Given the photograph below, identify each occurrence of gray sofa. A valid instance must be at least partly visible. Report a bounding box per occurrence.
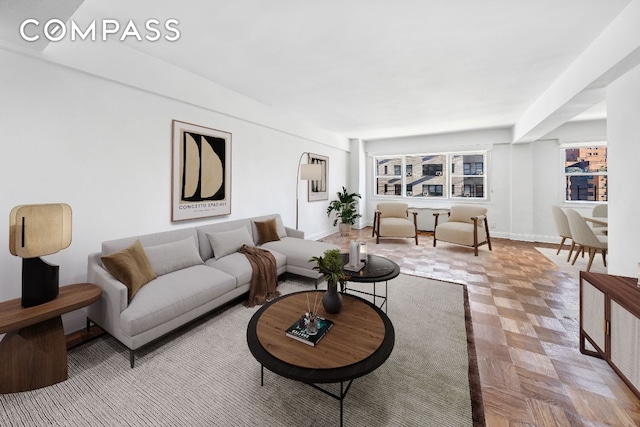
[87,213,338,367]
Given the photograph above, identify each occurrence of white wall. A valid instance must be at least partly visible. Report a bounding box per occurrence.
[359,122,608,243]
[509,143,535,241]
[348,138,367,229]
[607,63,640,276]
[0,45,348,332]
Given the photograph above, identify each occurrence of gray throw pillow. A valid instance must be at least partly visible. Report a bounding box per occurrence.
[207,227,255,260]
[144,236,204,276]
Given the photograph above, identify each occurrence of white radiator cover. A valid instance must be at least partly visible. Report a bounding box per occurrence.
[411,208,450,232]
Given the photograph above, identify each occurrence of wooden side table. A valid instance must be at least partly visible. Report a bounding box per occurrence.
[0,283,101,393]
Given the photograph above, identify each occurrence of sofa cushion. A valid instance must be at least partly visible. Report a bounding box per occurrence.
[143,236,203,276]
[195,219,253,261]
[207,227,255,260]
[448,205,487,224]
[254,218,281,245]
[261,237,338,272]
[379,217,416,238]
[101,240,157,302]
[378,202,409,219]
[436,222,487,246]
[120,265,236,337]
[102,228,199,260]
[205,249,286,287]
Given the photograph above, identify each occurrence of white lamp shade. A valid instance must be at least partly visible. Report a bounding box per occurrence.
[300,163,322,180]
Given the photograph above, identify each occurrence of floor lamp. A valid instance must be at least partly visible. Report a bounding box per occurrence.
[296,152,322,230]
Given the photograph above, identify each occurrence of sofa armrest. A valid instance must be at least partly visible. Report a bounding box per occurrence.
[87,252,129,334]
[285,226,304,239]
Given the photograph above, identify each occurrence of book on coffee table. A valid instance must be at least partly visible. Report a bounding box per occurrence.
[285,317,334,347]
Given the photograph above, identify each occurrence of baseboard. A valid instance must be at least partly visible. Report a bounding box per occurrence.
[508,233,560,244]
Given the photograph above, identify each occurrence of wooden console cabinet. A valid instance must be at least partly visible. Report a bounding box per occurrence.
[580,271,640,398]
[0,283,101,393]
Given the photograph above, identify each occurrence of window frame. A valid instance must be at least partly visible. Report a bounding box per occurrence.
[373,150,488,201]
[561,142,608,204]
[374,156,403,197]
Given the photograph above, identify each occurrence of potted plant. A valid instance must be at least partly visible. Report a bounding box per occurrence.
[309,249,349,313]
[326,186,362,236]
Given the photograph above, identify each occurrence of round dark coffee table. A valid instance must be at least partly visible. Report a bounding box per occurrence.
[341,253,400,312]
[246,290,395,426]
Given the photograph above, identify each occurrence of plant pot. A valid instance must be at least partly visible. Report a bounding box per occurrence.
[322,283,343,314]
[338,223,351,237]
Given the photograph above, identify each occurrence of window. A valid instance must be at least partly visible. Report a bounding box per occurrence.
[411,154,446,198]
[451,153,486,199]
[424,185,443,197]
[374,151,487,199]
[375,157,402,196]
[423,163,443,176]
[563,145,607,202]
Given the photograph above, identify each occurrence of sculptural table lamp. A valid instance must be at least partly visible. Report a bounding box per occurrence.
[9,203,72,307]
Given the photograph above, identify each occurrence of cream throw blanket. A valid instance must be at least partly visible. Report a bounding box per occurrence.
[239,245,279,307]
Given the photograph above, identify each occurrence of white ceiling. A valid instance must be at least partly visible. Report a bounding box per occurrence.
[1,0,632,140]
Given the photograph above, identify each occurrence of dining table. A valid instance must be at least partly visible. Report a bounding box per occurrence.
[583,216,608,226]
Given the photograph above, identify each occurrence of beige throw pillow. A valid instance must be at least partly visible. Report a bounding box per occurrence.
[101,240,157,302]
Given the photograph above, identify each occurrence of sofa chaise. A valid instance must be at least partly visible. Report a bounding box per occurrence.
[87,213,338,367]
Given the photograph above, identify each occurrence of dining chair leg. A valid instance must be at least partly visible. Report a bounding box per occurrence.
[571,246,582,265]
[556,237,567,255]
[586,247,596,272]
[566,241,575,262]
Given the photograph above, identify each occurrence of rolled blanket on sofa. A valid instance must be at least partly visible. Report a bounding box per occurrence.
[240,245,280,307]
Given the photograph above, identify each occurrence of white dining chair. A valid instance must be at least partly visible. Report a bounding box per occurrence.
[551,206,575,261]
[565,208,607,272]
[592,204,608,235]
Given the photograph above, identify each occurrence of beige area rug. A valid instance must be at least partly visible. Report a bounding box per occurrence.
[0,275,483,427]
[535,245,607,279]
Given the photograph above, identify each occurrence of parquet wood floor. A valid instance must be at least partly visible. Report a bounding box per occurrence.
[320,228,640,426]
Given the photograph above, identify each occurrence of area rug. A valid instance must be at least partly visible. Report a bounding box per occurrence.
[535,246,607,278]
[0,274,484,427]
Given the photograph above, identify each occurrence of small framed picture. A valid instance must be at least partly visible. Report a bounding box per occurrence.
[308,153,328,202]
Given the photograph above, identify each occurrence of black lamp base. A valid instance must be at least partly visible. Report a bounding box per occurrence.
[22,257,59,308]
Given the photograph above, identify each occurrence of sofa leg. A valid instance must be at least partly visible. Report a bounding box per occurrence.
[130,350,135,368]
[86,317,91,333]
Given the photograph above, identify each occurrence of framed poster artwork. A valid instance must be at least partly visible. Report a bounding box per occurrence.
[171,120,231,221]
[308,153,328,202]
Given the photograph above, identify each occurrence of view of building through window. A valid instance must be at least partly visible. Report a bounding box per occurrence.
[564,145,607,202]
[374,152,487,199]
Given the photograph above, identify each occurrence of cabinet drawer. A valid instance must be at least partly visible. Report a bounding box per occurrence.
[611,301,640,392]
[581,279,606,352]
